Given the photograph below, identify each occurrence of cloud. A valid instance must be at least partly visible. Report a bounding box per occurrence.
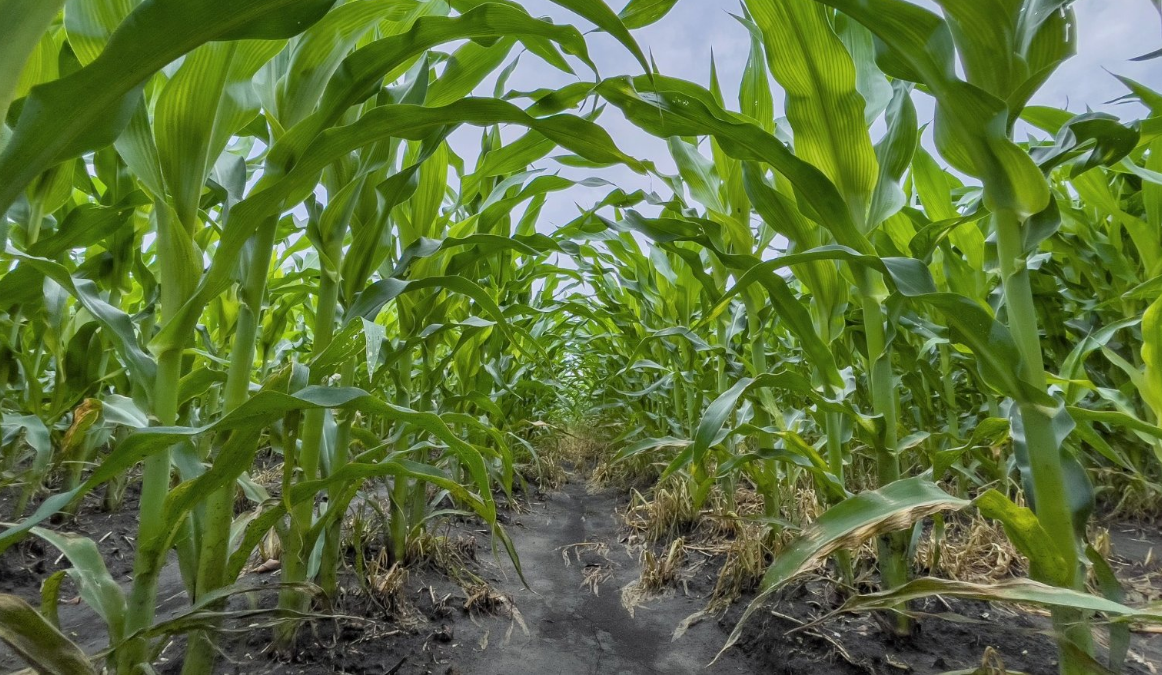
[1035,0,1162,111]
[453,1,1162,234]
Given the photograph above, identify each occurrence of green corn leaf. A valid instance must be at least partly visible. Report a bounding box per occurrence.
[745,0,879,219]
[0,0,338,216]
[39,571,66,630]
[275,0,410,127]
[810,0,1050,218]
[724,477,970,655]
[29,528,128,644]
[973,489,1069,586]
[668,137,726,214]
[5,252,157,390]
[25,191,147,258]
[426,39,515,107]
[63,0,138,67]
[153,39,284,227]
[1067,407,1162,444]
[547,0,649,72]
[0,0,65,125]
[618,0,679,29]
[836,577,1162,623]
[1029,112,1140,177]
[0,594,96,675]
[868,81,918,228]
[597,75,874,254]
[1142,296,1162,421]
[1085,545,1130,673]
[0,387,497,550]
[309,4,596,137]
[662,371,816,480]
[734,14,774,133]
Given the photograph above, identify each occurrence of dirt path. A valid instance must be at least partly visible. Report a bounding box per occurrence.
[454,477,753,675]
[3,473,757,675]
[0,510,195,674]
[14,470,1160,674]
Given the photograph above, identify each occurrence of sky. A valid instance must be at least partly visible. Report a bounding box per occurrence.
[442,0,1162,237]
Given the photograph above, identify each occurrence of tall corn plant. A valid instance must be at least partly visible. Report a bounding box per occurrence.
[592,66,923,627]
[2,2,342,670]
[3,2,1161,674]
[589,1,1151,671]
[0,0,650,672]
[739,1,915,620]
[805,0,1094,665]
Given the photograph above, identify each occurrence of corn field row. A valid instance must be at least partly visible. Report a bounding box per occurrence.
[0,1,1160,673]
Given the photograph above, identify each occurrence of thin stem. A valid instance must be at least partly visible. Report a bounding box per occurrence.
[182,217,278,675]
[118,348,180,673]
[390,346,414,564]
[278,244,341,645]
[856,268,909,635]
[939,344,959,440]
[119,201,190,673]
[994,209,1092,666]
[25,199,44,247]
[319,358,355,597]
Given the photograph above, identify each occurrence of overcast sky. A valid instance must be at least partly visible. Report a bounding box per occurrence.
[443,0,1162,237]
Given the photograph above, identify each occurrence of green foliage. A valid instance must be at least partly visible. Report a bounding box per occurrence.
[1,2,1160,674]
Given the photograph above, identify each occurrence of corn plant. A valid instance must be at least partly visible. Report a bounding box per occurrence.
[2,1,1161,675]
[0,0,645,672]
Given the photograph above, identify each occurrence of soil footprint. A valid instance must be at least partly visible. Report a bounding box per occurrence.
[458,475,752,675]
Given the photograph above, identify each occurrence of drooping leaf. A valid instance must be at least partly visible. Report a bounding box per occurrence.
[724,477,969,654]
[618,0,679,29]
[0,0,338,215]
[0,594,96,675]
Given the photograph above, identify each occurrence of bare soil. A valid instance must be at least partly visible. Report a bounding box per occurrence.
[0,480,141,605]
[2,471,1161,674]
